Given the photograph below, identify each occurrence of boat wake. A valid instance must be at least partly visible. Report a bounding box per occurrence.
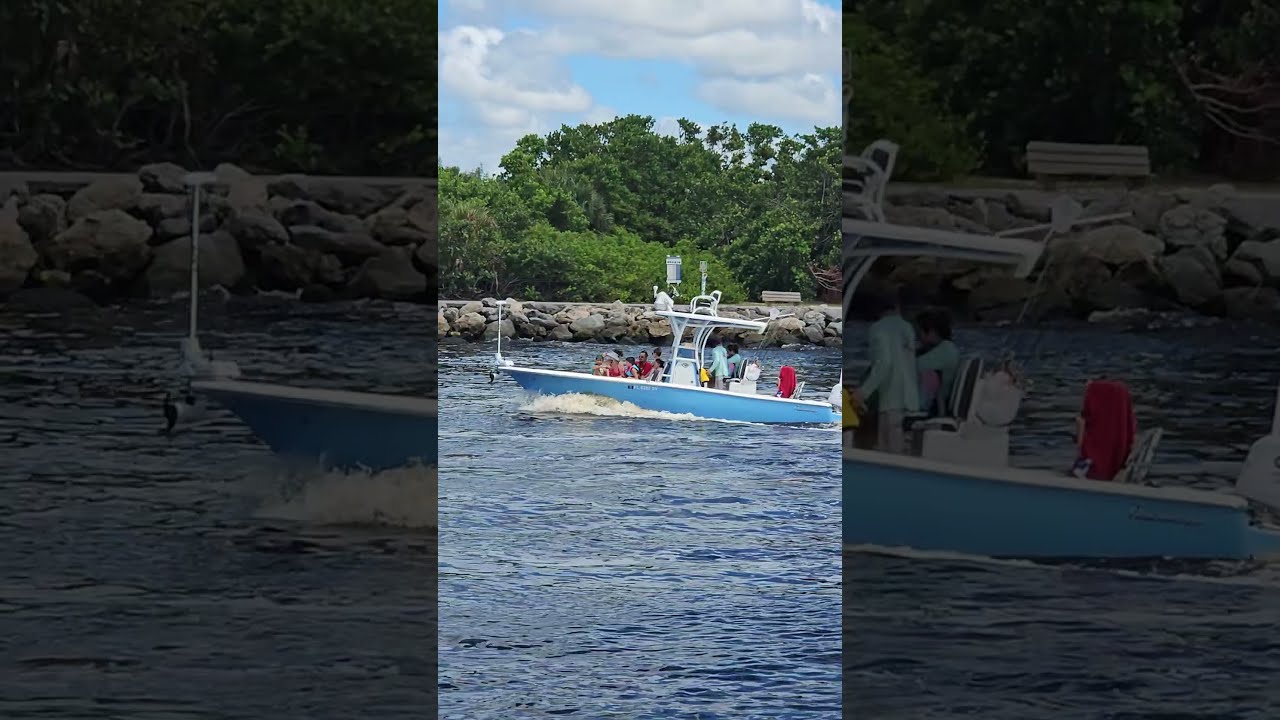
[249,463,438,530]
[519,392,752,424]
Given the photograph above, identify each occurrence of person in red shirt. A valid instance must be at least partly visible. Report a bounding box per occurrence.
[605,353,625,377]
[636,350,653,379]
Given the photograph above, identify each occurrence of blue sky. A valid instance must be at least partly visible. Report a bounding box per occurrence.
[439,0,842,174]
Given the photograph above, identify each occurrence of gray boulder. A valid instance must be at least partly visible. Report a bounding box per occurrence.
[44,209,153,283]
[17,193,67,244]
[0,197,37,295]
[146,230,246,297]
[348,247,428,300]
[67,176,143,221]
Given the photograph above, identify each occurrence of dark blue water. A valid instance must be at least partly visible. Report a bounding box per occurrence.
[845,320,1280,718]
[0,297,436,719]
[438,339,842,718]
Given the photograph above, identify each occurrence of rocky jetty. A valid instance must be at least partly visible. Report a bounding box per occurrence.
[0,165,436,307]
[868,184,1280,321]
[438,298,842,347]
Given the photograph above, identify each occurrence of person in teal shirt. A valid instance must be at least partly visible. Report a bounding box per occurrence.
[915,309,961,416]
[705,336,731,389]
[853,292,918,453]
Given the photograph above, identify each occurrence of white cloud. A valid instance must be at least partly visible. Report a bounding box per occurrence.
[518,0,835,37]
[583,105,619,124]
[439,26,593,123]
[438,0,841,172]
[698,73,838,124]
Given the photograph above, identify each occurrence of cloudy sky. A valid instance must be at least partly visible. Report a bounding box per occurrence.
[438,0,842,174]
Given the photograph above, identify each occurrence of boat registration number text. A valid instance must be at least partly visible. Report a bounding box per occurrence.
[1128,505,1203,528]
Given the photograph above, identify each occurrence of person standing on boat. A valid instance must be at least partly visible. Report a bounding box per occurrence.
[915,309,960,416]
[705,336,731,389]
[852,291,919,453]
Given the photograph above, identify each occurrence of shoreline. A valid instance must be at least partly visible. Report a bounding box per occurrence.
[439,298,842,347]
[866,183,1280,323]
[0,165,436,309]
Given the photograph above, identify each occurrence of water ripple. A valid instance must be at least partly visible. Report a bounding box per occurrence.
[0,299,436,720]
[845,322,1280,718]
[439,340,841,718]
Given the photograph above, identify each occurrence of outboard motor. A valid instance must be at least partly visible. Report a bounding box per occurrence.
[1237,435,1280,511]
[162,389,207,434]
[1237,387,1280,511]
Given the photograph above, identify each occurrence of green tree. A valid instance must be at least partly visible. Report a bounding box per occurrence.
[441,115,840,302]
[0,0,436,173]
[845,0,1280,179]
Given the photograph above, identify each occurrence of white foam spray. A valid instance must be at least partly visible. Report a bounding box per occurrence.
[251,463,437,529]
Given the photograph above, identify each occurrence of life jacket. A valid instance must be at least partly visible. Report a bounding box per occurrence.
[843,386,860,429]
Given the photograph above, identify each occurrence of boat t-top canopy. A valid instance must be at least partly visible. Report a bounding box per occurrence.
[842,139,1133,318]
[844,217,1046,298]
[654,309,768,333]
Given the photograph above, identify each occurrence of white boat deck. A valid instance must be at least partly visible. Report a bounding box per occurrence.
[192,380,438,417]
[845,448,1248,510]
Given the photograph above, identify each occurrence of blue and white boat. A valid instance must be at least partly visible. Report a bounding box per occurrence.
[495,289,841,425]
[842,140,1280,560]
[166,172,437,474]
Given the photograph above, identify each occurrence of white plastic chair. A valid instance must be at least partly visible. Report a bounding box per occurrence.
[688,290,722,316]
[1116,427,1164,485]
[844,139,899,222]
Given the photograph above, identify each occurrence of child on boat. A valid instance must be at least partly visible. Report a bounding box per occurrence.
[623,357,641,378]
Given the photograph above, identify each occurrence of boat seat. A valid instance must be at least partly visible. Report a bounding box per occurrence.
[793,381,805,398]
[1115,427,1164,485]
[727,378,758,395]
[670,359,699,387]
[912,355,984,433]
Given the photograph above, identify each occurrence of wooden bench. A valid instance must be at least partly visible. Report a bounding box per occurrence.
[1025,141,1151,188]
[761,291,802,304]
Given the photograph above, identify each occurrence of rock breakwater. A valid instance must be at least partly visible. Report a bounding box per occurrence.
[0,166,436,307]
[869,184,1280,322]
[438,299,842,347]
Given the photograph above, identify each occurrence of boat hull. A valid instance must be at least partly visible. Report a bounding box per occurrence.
[503,367,838,424]
[843,450,1280,560]
[193,380,437,473]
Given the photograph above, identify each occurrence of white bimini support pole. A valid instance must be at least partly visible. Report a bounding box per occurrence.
[493,299,512,369]
[176,171,240,381]
[1272,382,1280,437]
[188,180,202,340]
